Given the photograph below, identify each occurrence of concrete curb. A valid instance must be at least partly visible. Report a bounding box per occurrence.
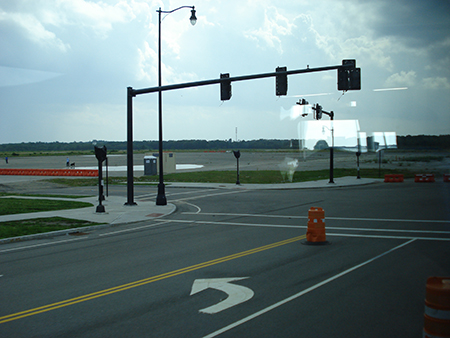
[166,177,383,190]
[0,177,381,244]
[0,198,177,244]
[0,223,118,244]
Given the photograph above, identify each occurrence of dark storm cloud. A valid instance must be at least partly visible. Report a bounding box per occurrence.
[368,0,450,48]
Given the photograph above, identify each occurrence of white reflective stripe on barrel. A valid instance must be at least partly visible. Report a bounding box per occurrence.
[425,305,450,320]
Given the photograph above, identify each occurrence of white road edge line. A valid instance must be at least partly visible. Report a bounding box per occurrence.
[99,221,171,237]
[0,237,87,253]
[326,233,450,241]
[179,201,202,214]
[203,238,417,338]
[168,219,450,235]
[135,189,207,200]
[166,219,302,229]
[172,190,249,202]
[182,212,450,224]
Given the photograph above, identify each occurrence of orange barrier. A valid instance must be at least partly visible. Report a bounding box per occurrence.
[0,168,98,177]
[415,174,435,183]
[444,174,450,183]
[384,174,404,183]
[424,277,450,338]
[305,207,328,244]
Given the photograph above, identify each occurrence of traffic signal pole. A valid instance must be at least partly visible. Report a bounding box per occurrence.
[125,61,359,205]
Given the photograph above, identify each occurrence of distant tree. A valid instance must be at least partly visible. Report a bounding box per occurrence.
[314,140,329,150]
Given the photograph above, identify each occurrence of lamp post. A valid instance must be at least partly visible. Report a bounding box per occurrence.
[328,111,335,184]
[156,6,197,206]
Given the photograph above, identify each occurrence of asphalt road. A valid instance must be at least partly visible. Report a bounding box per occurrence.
[1,180,449,337]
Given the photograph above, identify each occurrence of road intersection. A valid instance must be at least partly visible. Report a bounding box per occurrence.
[0,177,449,336]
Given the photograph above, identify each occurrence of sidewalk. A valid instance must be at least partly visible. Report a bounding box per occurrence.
[0,195,176,244]
[0,177,382,243]
[166,176,382,190]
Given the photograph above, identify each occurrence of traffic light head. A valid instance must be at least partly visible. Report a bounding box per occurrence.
[349,68,361,90]
[94,145,107,162]
[220,73,232,101]
[275,66,288,96]
[338,68,349,91]
[338,60,361,91]
[315,104,322,120]
[296,98,308,105]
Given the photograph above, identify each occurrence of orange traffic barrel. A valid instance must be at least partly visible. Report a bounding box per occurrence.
[424,277,450,338]
[304,207,329,245]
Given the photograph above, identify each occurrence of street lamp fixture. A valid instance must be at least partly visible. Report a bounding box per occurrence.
[190,8,197,25]
[156,5,197,206]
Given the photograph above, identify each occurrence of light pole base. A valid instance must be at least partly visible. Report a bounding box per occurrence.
[156,183,167,205]
[96,204,105,213]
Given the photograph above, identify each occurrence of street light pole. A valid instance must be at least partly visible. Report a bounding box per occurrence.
[329,111,335,184]
[156,6,196,206]
[156,8,166,206]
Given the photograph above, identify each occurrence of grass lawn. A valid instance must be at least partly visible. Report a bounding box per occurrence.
[0,198,101,239]
[0,193,90,198]
[0,197,93,216]
[0,217,104,239]
[48,168,414,186]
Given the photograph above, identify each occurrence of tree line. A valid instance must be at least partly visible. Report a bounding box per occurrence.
[0,135,448,153]
[0,139,299,153]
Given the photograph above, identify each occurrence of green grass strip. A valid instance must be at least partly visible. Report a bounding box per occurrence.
[0,217,103,239]
[49,168,415,187]
[0,198,92,216]
[0,193,90,198]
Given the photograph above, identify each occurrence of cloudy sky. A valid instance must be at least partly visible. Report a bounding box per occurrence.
[1,0,449,144]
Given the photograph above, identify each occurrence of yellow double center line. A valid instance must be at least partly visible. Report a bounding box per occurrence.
[0,234,306,324]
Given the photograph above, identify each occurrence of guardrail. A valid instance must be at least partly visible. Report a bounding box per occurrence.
[0,169,98,177]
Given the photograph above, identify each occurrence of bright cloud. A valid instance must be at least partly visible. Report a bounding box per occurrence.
[0,10,69,51]
[244,6,296,54]
[385,71,417,88]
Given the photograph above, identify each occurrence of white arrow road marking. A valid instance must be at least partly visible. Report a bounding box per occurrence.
[190,277,254,314]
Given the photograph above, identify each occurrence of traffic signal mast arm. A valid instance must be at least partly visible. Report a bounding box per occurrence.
[312,104,334,120]
[130,61,357,97]
[322,110,334,119]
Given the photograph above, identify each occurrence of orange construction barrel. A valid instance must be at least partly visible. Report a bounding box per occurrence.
[304,207,329,245]
[424,277,450,338]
